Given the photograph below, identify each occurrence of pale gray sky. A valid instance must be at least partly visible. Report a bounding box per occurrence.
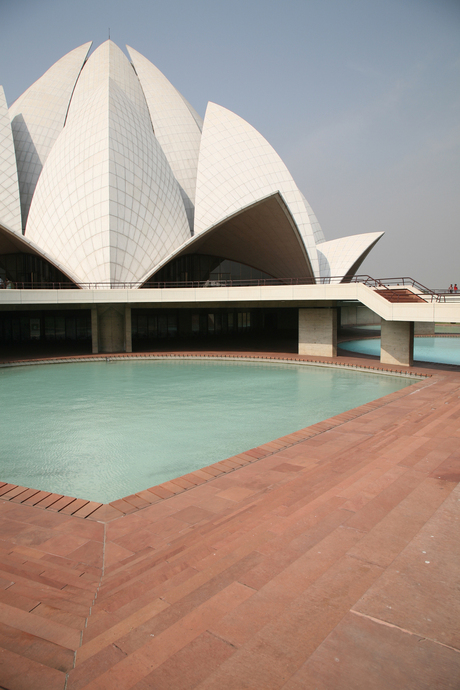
[1,0,459,287]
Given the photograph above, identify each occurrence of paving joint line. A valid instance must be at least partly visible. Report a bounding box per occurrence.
[351,610,460,654]
[206,629,239,649]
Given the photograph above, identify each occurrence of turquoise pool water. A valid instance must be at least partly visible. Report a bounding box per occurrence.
[0,360,415,503]
[340,337,460,365]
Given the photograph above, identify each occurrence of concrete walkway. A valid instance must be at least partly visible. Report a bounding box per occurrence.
[0,352,459,689]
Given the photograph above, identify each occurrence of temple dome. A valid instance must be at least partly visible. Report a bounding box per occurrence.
[0,41,383,286]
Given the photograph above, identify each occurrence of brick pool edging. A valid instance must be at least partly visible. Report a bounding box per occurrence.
[0,352,432,523]
[0,351,428,377]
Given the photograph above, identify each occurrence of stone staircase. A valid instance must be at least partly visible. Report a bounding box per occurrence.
[0,502,102,688]
[374,288,426,303]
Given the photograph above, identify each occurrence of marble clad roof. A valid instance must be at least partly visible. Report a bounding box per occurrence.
[0,41,383,285]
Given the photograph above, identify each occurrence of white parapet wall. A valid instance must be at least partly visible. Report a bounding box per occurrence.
[299,308,337,357]
[1,284,460,325]
[381,320,414,367]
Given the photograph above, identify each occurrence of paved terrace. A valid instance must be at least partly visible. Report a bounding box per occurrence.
[0,351,459,689]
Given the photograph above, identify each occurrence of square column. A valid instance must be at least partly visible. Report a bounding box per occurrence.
[381,320,414,366]
[90,305,132,353]
[415,321,435,335]
[299,308,337,357]
[94,305,126,353]
[125,305,132,353]
[91,307,98,354]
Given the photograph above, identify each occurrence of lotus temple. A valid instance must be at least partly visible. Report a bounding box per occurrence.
[1,41,460,690]
[1,39,458,365]
[3,38,452,366]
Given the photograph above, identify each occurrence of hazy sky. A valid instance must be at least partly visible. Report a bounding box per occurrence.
[1,0,459,287]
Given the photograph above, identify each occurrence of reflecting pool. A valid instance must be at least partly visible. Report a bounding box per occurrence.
[340,337,460,366]
[0,360,415,503]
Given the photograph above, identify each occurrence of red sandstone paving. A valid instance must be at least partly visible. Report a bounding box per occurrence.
[67,645,127,690]
[21,491,53,507]
[353,483,460,648]
[282,612,460,690]
[129,630,236,690]
[72,502,103,519]
[0,646,66,690]
[0,352,459,689]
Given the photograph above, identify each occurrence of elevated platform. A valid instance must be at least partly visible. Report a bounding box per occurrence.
[1,281,459,366]
[1,282,460,322]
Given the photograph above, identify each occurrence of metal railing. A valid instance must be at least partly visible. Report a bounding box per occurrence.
[0,281,79,290]
[1,276,323,290]
[0,275,458,302]
[357,277,460,303]
[0,274,413,290]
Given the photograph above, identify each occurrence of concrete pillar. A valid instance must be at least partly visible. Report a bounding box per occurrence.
[381,320,414,366]
[125,305,132,353]
[299,308,337,357]
[97,305,125,353]
[414,321,435,335]
[91,307,98,354]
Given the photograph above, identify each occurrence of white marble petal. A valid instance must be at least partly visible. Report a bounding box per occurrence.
[26,74,190,284]
[66,41,147,123]
[127,46,202,231]
[0,86,21,233]
[2,39,385,289]
[194,102,319,276]
[317,232,384,282]
[178,93,204,131]
[301,192,325,245]
[8,42,92,229]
